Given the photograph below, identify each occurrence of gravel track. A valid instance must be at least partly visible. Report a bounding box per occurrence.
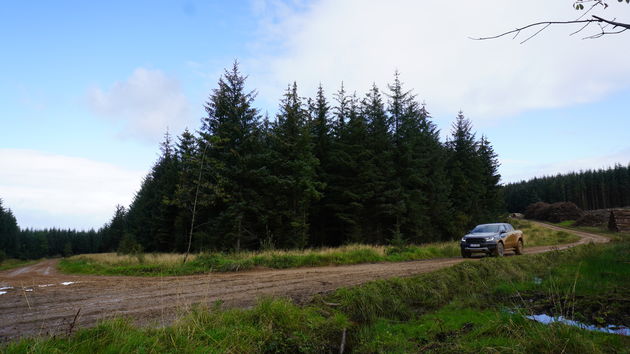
[0,222,609,340]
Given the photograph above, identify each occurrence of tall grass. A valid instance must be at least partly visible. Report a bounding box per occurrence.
[59,243,461,276]
[59,220,580,276]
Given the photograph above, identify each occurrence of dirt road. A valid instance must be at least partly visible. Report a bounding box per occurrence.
[0,222,608,340]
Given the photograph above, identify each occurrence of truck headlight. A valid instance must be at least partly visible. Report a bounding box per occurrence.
[461,237,466,242]
[484,236,494,241]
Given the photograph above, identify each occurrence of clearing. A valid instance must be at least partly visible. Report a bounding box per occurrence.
[0,221,607,340]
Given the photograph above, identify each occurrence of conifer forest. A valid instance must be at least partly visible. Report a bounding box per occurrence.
[503,164,630,213]
[2,62,507,256]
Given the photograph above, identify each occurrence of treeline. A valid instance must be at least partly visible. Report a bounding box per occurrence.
[99,63,502,253]
[503,164,630,212]
[0,199,101,260]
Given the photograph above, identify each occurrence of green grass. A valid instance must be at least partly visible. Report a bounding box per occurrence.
[0,258,38,271]
[556,220,576,227]
[509,218,581,246]
[336,241,629,353]
[6,299,349,353]
[59,220,580,276]
[552,221,630,242]
[352,304,627,353]
[10,240,629,353]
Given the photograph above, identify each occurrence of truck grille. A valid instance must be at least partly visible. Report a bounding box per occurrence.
[465,238,485,244]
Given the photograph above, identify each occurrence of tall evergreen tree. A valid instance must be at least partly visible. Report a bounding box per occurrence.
[477,135,503,221]
[0,199,20,258]
[171,128,199,252]
[363,84,397,243]
[198,61,267,251]
[126,131,180,252]
[328,92,372,244]
[101,204,127,252]
[446,111,484,234]
[269,82,322,248]
[308,84,333,245]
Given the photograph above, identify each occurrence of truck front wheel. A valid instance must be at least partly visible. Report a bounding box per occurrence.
[493,242,504,257]
[515,239,524,255]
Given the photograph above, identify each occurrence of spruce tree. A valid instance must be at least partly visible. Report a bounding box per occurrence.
[477,135,502,221]
[328,91,372,244]
[446,111,484,234]
[269,82,322,248]
[0,199,20,258]
[308,84,333,245]
[101,205,127,251]
[171,128,198,252]
[126,131,180,252]
[198,61,266,251]
[363,84,397,243]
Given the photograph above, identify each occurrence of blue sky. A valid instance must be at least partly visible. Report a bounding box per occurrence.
[1,0,629,229]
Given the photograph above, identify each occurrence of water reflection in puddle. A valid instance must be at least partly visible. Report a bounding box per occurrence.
[527,314,629,336]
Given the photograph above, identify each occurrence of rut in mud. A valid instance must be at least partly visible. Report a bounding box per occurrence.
[0,222,608,341]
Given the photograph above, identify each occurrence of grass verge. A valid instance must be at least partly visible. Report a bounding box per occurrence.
[0,259,39,272]
[59,242,460,276]
[59,220,579,276]
[510,218,581,246]
[552,220,630,242]
[8,238,629,352]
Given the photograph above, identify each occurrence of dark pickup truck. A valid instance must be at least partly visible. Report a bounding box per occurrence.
[460,223,524,258]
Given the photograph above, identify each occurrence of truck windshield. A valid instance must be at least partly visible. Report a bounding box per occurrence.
[471,225,500,233]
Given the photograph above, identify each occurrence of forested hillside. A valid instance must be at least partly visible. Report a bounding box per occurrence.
[503,164,630,212]
[98,63,502,253]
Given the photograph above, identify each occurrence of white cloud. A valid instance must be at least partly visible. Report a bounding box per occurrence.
[501,148,630,184]
[247,0,630,119]
[87,68,193,143]
[0,149,145,230]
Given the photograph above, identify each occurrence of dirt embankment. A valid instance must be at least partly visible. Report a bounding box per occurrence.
[0,222,609,341]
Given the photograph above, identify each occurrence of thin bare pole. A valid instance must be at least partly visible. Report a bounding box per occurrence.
[183,143,208,264]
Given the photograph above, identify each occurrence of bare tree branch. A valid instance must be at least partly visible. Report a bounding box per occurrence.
[592,15,630,29]
[471,20,593,41]
[570,21,592,36]
[471,15,630,42]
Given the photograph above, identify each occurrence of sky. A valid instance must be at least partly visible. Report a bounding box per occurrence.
[1,0,629,230]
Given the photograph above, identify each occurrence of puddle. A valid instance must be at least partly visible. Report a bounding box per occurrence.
[23,288,33,292]
[527,314,629,336]
[38,284,54,288]
[0,291,6,295]
[60,282,77,286]
[0,286,13,291]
